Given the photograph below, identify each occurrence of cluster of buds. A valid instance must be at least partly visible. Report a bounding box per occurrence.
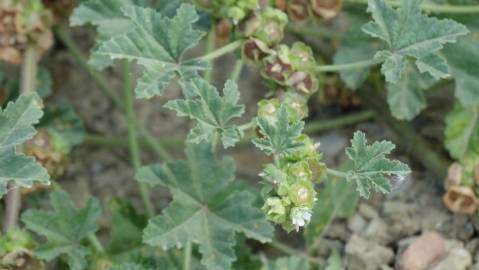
[194,0,259,22]
[258,97,325,231]
[0,229,45,269]
[274,0,342,22]
[23,129,69,193]
[443,162,479,215]
[0,0,53,64]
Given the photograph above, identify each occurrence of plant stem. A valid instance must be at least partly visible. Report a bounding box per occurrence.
[55,26,172,162]
[326,168,347,178]
[88,234,105,254]
[183,242,192,270]
[3,45,37,232]
[269,240,324,265]
[304,110,374,134]
[230,59,244,82]
[203,28,216,82]
[123,61,155,217]
[314,58,383,72]
[84,133,184,149]
[286,25,343,39]
[345,0,479,13]
[198,40,242,61]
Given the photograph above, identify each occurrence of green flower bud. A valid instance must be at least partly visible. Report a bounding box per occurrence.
[254,8,288,46]
[262,197,287,223]
[288,179,316,206]
[290,42,316,71]
[287,161,313,182]
[257,98,280,124]
[287,134,321,161]
[227,6,246,22]
[282,91,308,121]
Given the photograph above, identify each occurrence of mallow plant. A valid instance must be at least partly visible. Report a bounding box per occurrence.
[0,0,477,269]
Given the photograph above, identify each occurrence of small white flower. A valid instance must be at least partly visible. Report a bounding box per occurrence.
[291,207,312,231]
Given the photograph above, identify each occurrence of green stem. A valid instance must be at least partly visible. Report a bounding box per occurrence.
[315,58,383,72]
[269,240,324,265]
[286,25,343,39]
[230,59,244,82]
[326,168,347,178]
[203,27,216,82]
[304,110,374,134]
[55,26,172,162]
[183,242,192,270]
[88,234,105,254]
[3,45,38,232]
[84,133,184,149]
[197,40,242,61]
[123,61,155,217]
[345,0,479,13]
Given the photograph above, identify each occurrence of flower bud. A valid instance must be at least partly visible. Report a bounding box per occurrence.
[257,98,280,124]
[261,53,292,83]
[253,8,288,46]
[262,197,287,223]
[290,206,312,231]
[290,42,316,71]
[281,91,308,121]
[287,161,312,182]
[288,180,316,206]
[238,13,262,37]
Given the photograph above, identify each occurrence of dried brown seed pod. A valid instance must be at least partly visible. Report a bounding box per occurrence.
[242,38,274,62]
[445,162,463,189]
[310,0,342,19]
[0,5,27,64]
[216,19,232,46]
[443,186,479,215]
[1,248,46,270]
[287,0,311,22]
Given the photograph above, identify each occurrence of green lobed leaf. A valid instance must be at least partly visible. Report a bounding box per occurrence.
[96,4,208,98]
[345,131,410,198]
[70,0,149,69]
[386,62,436,120]
[21,189,102,270]
[253,106,305,157]
[165,78,245,148]
[0,93,50,197]
[136,143,273,270]
[362,0,469,83]
[261,256,309,270]
[442,35,479,107]
[444,102,479,160]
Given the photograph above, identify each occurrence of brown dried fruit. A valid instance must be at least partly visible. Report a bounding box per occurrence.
[216,19,232,46]
[310,0,342,19]
[1,248,46,270]
[287,0,311,22]
[443,186,479,215]
[242,38,273,62]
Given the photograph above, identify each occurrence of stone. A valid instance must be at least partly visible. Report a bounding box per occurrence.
[345,235,394,270]
[347,214,367,234]
[398,231,446,270]
[362,217,391,244]
[358,203,378,220]
[432,240,472,270]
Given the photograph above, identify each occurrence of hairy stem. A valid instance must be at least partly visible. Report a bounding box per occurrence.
[198,40,242,61]
[123,61,155,217]
[326,168,348,178]
[3,45,37,232]
[55,26,172,162]
[88,234,105,254]
[203,27,216,82]
[304,110,375,134]
[230,59,244,82]
[269,240,324,265]
[345,0,479,13]
[315,58,383,72]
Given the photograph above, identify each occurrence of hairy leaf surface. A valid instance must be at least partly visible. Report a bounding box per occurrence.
[0,93,49,197]
[445,102,479,160]
[345,131,410,198]
[22,190,101,270]
[137,143,273,270]
[253,106,305,157]
[96,4,207,98]
[362,0,468,83]
[261,256,309,270]
[165,79,245,148]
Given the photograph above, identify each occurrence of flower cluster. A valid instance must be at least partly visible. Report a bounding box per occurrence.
[274,0,342,22]
[258,99,325,231]
[443,161,479,215]
[194,0,258,22]
[0,0,53,64]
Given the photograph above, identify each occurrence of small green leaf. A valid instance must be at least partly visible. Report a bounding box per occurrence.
[21,189,102,270]
[345,131,410,198]
[386,63,436,120]
[0,93,49,197]
[96,4,207,98]
[445,102,479,160]
[253,106,305,157]
[442,35,479,107]
[362,0,469,83]
[137,143,273,270]
[261,256,309,270]
[325,250,343,270]
[165,78,245,148]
